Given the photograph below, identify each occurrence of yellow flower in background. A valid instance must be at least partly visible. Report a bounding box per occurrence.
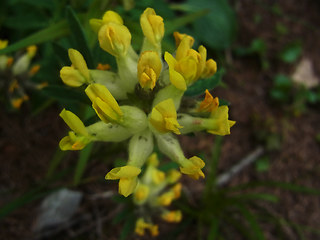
[98,22,131,57]
[85,83,123,123]
[0,39,8,49]
[149,98,182,134]
[137,51,162,90]
[135,218,159,237]
[198,89,219,112]
[140,8,164,47]
[180,156,205,180]
[105,165,141,197]
[134,183,150,204]
[161,210,182,223]
[26,45,37,58]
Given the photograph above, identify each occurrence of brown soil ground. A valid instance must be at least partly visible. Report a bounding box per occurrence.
[1,0,320,239]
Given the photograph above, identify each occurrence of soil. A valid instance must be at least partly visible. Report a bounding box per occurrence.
[1,0,320,239]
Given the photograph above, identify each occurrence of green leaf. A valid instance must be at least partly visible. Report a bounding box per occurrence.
[184,69,224,96]
[233,193,278,203]
[41,85,90,105]
[120,212,135,240]
[236,204,266,240]
[165,9,209,36]
[207,217,220,240]
[279,42,302,63]
[66,6,94,68]
[178,0,237,49]
[46,147,67,180]
[255,156,270,172]
[0,21,69,55]
[73,142,94,186]
[52,43,71,66]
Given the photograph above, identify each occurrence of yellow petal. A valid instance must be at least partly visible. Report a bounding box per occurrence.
[85,83,122,119]
[202,59,217,79]
[60,66,86,87]
[98,22,131,57]
[105,165,141,179]
[198,89,219,112]
[59,109,88,136]
[173,32,194,48]
[102,10,123,25]
[140,8,164,45]
[164,52,187,91]
[89,19,103,33]
[180,156,205,180]
[119,177,138,197]
[134,184,150,202]
[68,49,90,80]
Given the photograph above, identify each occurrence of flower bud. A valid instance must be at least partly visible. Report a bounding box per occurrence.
[85,84,123,124]
[140,8,164,47]
[98,22,131,58]
[137,51,162,90]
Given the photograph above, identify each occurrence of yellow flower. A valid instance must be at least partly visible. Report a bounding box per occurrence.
[90,10,123,33]
[173,32,194,48]
[165,38,210,90]
[133,183,150,204]
[198,89,219,112]
[59,109,91,151]
[149,99,182,134]
[135,218,159,237]
[105,165,141,197]
[0,39,8,49]
[166,169,182,183]
[98,22,131,58]
[85,83,123,123]
[26,45,37,58]
[140,8,164,46]
[201,59,217,79]
[172,183,182,198]
[207,106,236,135]
[11,95,29,109]
[60,49,90,87]
[157,191,175,206]
[137,51,162,90]
[180,156,205,180]
[161,210,182,223]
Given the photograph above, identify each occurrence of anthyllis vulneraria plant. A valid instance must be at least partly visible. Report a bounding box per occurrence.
[0,40,46,109]
[59,8,235,197]
[133,153,183,237]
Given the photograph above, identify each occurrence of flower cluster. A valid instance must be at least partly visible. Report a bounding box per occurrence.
[59,8,235,197]
[0,40,46,109]
[133,153,182,236]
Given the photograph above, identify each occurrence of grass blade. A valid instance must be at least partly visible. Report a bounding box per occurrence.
[73,142,94,186]
[0,20,69,55]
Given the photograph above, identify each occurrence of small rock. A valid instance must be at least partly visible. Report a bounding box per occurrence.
[292,58,319,88]
[33,188,83,232]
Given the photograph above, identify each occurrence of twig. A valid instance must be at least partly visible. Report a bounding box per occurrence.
[216,146,265,186]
